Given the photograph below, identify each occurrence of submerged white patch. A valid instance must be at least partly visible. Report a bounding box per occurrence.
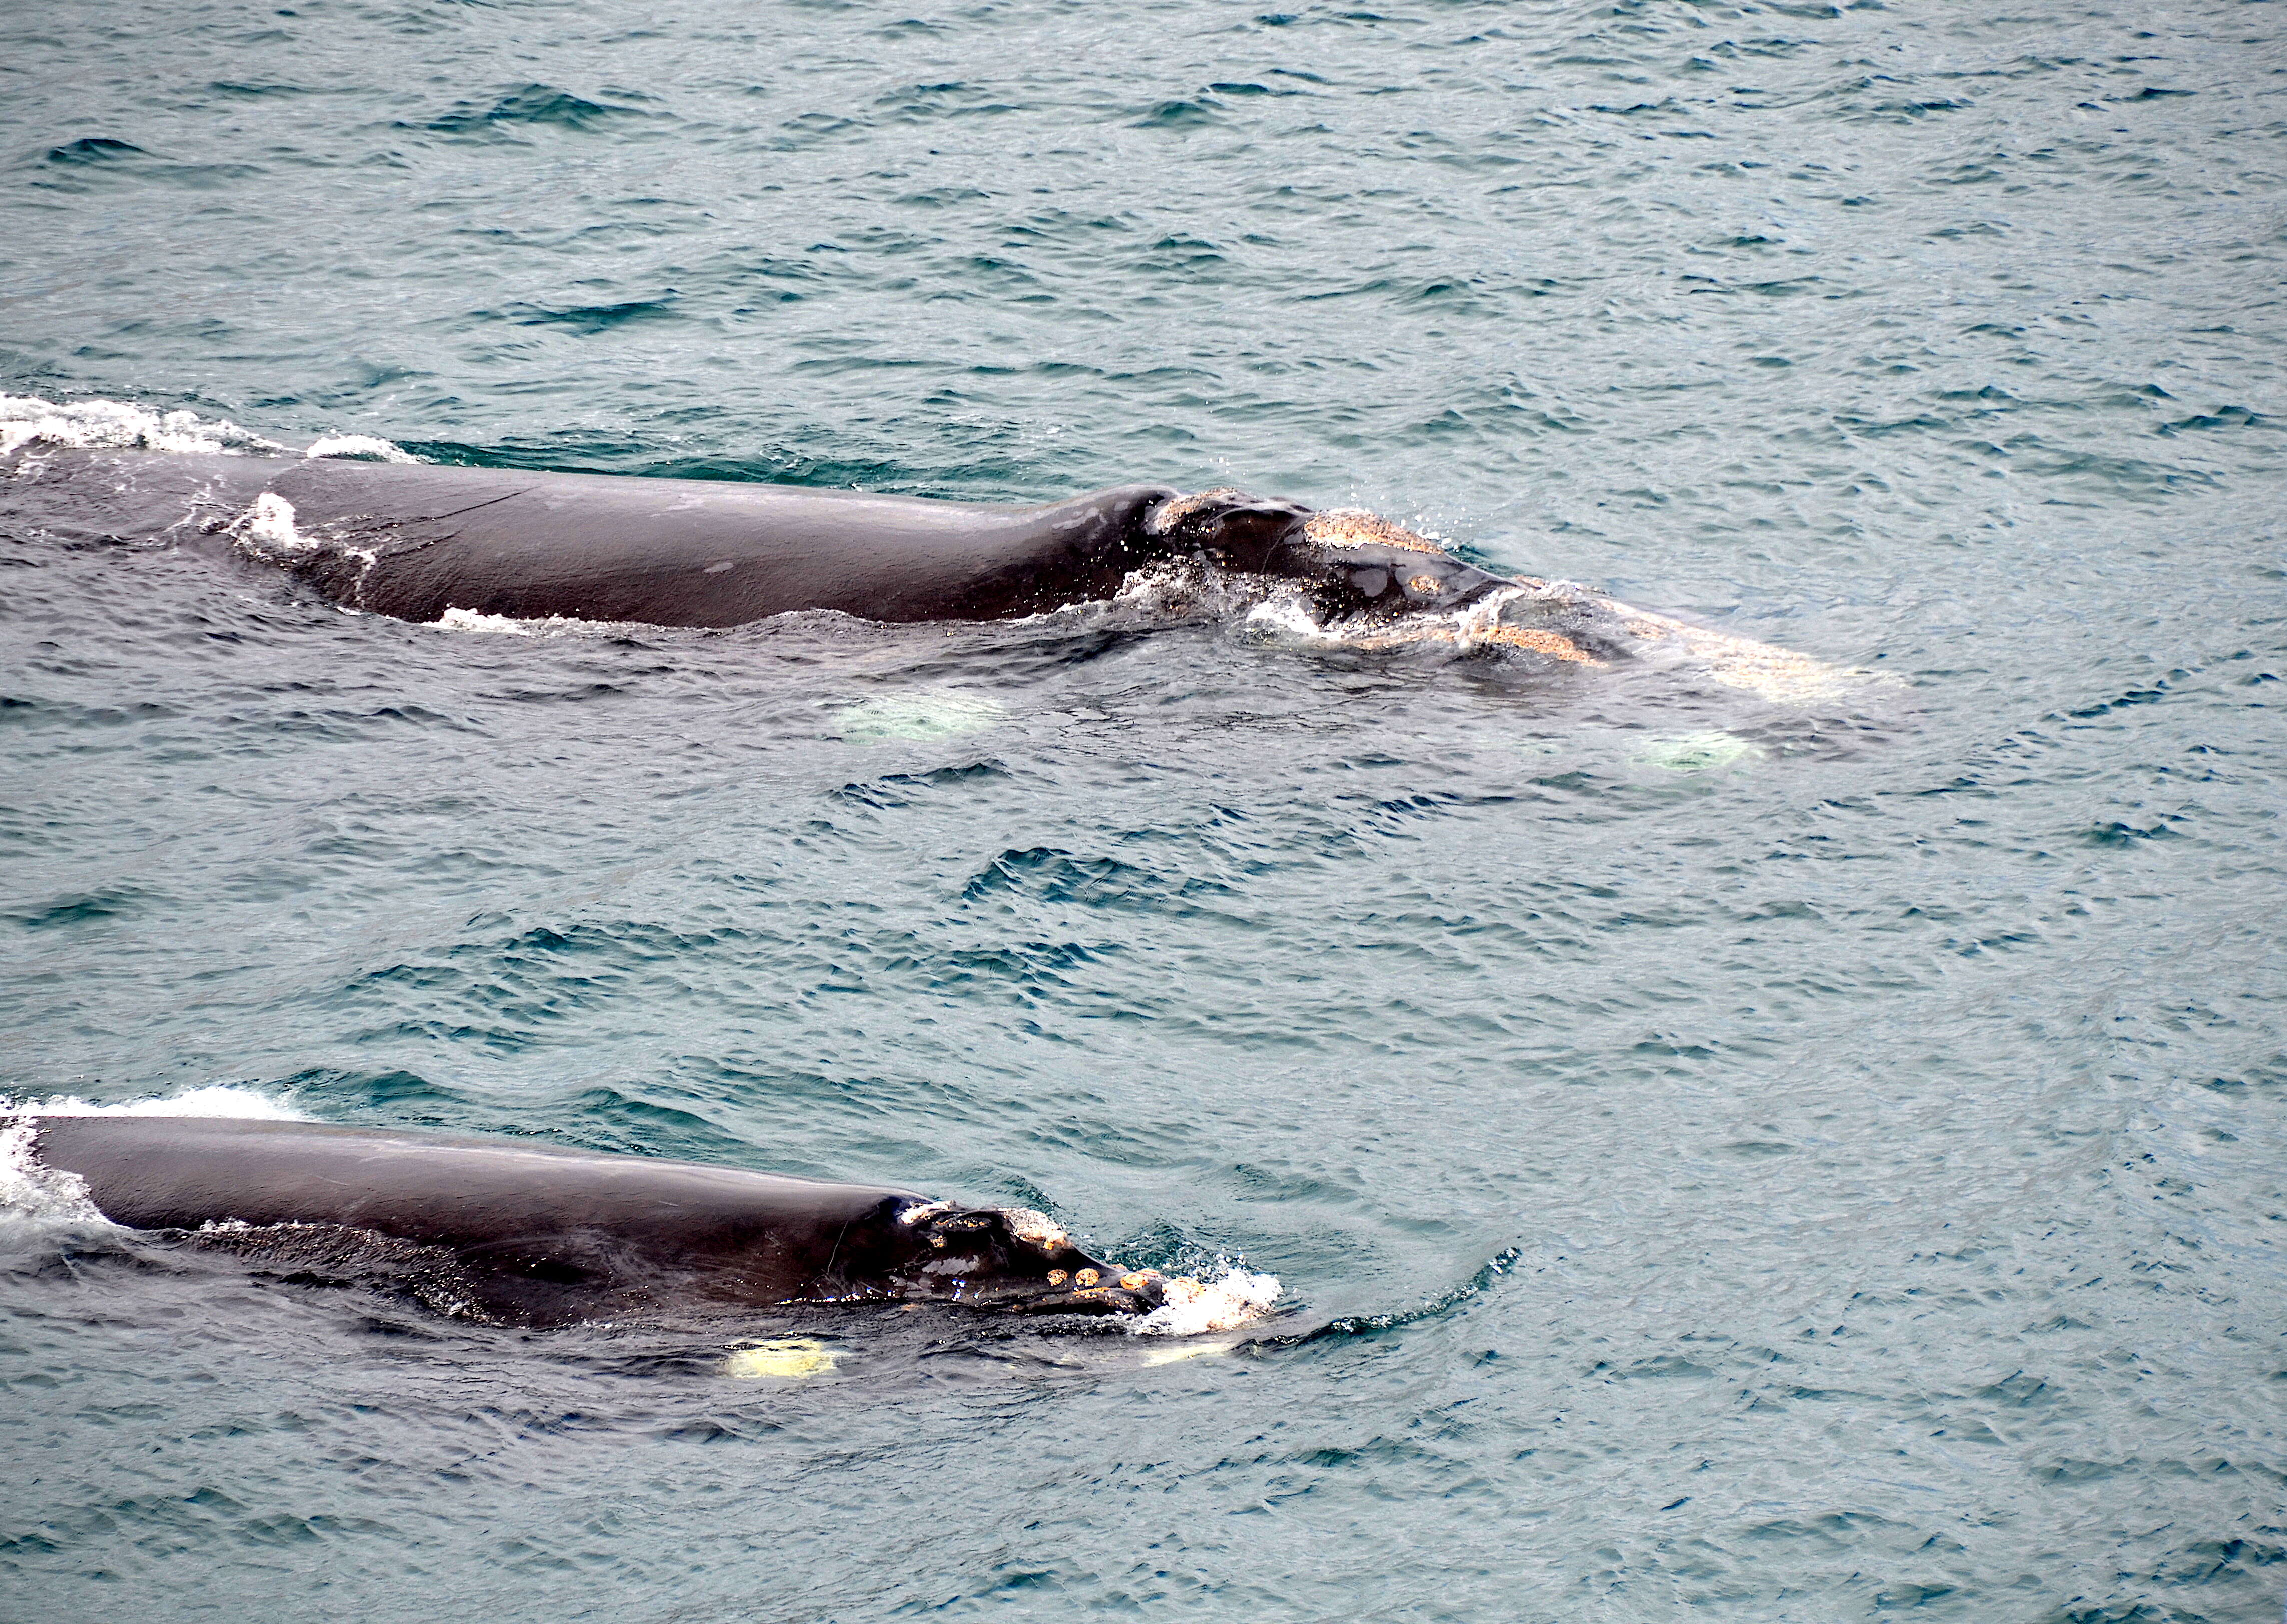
[1602,598,1865,705]
[1131,1267,1282,1337]
[723,1338,840,1380]
[834,690,1008,743]
[1632,730,1765,773]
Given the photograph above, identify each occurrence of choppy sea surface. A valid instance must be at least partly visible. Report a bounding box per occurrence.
[3,2,2283,1618]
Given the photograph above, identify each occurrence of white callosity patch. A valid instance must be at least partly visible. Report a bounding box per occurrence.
[1235,580,1601,665]
[1231,562,1861,698]
[1001,1208,1069,1250]
[1140,486,1252,537]
[1299,508,1453,557]
[1131,1267,1282,1337]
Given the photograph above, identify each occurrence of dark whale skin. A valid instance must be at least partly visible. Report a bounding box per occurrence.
[0,446,1181,626]
[30,1115,1163,1326]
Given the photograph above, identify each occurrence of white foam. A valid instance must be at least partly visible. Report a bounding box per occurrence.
[240,490,311,553]
[436,606,536,635]
[0,1118,110,1234]
[304,434,417,463]
[0,393,290,458]
[0,393,419,465]
[5,1084,312,1121]
[433,606,621,636]
[1131,1266,1282,1337]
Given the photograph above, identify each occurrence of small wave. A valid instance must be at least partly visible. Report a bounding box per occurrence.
[1131,1266,1282,1336]
[1268,1248,1522,1347]
[4,1083,312,1121]
[44,136,148,166]
[304,434,417,463]
[0,393,418,463]
[436,607,535,636]
[1,393,289,458]
[422,84,645,136]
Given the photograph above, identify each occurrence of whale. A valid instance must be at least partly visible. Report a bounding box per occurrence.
[0,445,1516,628]
[27,1115,1172,1327]
[1,442,1841,695]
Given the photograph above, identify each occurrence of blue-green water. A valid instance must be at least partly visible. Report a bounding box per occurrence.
[3,1,2284,1618]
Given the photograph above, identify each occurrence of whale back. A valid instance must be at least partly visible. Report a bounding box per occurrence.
[29,1115,1168,1325]
[32,1114,925,1322]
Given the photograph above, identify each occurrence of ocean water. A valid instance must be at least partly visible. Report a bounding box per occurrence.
[2,1,2283,1618]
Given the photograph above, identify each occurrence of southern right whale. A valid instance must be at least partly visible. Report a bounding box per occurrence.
[0,442,1840,695]
[27,1114,1183,1328]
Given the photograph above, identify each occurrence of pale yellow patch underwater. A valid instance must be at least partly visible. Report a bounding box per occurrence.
[723,1338,840,1380]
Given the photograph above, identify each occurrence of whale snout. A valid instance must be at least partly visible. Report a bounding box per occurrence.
[891,1201,1165,1316]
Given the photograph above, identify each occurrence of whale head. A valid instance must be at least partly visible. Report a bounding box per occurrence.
[1145,489,1513,617]
[883,1199,1169,1316]
[1141,486,1316,573]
